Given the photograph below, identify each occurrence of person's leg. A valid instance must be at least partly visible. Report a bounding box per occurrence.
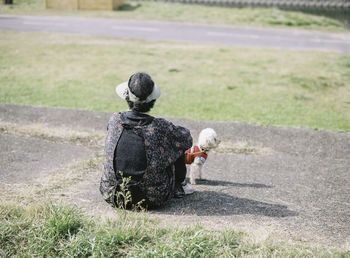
[174,154,186,184]
[174,154,194,196]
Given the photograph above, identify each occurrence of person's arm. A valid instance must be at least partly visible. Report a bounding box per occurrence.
[162,119,193,152]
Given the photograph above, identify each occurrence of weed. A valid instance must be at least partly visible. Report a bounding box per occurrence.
[115,171,145,213]
[115,171,133,211]
[168,68,180,73]
[227,85,237,90]
[294,94,312,101]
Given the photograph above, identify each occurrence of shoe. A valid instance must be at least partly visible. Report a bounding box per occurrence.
[174,183,185,198]
[182,180,194,195]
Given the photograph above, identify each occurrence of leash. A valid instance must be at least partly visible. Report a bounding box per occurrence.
[185,151,206,156]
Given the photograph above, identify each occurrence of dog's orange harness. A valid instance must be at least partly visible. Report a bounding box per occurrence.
[185,146,208,165]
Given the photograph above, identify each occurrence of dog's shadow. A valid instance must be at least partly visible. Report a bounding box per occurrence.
[194,179,273,189]
[154,190,297,218]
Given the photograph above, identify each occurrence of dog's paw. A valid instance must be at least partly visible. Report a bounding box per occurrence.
[189,176,196,185]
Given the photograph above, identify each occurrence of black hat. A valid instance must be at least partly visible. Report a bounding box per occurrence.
[116,72,161,103]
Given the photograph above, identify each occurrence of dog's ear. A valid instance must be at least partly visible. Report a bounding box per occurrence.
[211,136,220,148]
[208,129,219,148]
[206,137,212,148]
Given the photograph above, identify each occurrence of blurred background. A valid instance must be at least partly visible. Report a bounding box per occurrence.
[1,0,349,131]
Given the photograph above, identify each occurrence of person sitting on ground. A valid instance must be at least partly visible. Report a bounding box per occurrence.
[100,72,194,209]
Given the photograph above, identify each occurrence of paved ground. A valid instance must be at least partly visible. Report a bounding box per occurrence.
[0,15,349,54]
[0,134,91,183]
[0,103,349,248]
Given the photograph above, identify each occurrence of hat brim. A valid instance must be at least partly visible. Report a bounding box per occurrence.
[115,81,161,102]
[115,81,129,100]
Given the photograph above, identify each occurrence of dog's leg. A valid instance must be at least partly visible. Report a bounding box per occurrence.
[191,157,205,184]
[198,164,203,180]
[189,164,199,185]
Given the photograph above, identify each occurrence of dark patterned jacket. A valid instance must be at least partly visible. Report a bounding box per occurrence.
[100,112,192,208]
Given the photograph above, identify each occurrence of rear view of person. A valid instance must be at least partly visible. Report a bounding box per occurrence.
[100,72,194,209]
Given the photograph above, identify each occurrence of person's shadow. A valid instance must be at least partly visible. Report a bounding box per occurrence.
[153,180,297,217]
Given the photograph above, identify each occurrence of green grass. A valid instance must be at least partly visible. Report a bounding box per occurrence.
[0,0,348,32]
[1,31,349,131]
[1,202,348,257]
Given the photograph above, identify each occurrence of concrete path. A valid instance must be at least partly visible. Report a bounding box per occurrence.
[0,15,349,54]
[0,134,91,183]
[0,103,349,248]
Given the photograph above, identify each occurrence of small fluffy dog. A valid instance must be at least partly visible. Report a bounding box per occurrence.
[185,128,220,184]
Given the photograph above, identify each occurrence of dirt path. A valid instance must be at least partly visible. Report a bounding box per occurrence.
[1,103,349,248]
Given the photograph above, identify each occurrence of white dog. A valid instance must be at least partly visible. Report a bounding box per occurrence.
[185,128,220,185]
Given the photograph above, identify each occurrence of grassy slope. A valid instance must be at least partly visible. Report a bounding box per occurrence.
[0,0,348,32]
[1,31,349,131]
[1,202,348,257]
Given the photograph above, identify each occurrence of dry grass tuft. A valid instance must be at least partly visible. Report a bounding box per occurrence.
[214,140,275,155]
[0,121,105,148]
